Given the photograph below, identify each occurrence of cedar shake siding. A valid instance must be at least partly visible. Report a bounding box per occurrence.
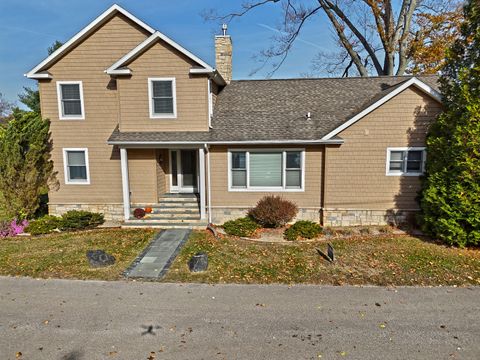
[39,14,150,213]
[117,40,210,132]
[324,87,442,225]
[208,145,324,223]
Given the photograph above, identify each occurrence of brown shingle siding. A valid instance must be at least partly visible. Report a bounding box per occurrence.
[325,87,443,211]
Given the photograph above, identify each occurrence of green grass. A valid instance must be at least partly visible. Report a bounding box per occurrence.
[0,228,156,280]
[164,231,480,286]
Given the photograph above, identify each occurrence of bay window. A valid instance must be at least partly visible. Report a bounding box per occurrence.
[229,149,304,191]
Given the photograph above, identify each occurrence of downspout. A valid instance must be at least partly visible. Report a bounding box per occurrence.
[205,143,212,224]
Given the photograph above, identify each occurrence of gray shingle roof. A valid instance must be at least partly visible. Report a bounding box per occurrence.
[108,75,439,144]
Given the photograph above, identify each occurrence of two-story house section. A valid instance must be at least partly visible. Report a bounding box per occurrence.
[26,4,443,228]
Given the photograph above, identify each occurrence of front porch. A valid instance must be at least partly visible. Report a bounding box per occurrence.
[119,146,208,229]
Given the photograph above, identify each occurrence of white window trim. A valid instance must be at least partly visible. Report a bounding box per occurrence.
[148,77,177,119]
[63,148,91,185]
[56,81,85,120]
[386,147,426,176]
[228,148,305,192]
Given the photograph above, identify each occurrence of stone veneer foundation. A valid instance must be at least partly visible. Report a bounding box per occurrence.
[210,207,321,224]
[323,209,418,227]
[49,204,124,221]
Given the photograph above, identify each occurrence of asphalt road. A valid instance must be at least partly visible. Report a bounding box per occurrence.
[0,277,479,360]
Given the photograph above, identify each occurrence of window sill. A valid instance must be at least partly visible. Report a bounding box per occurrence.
[149,114,176,119]
[59,116,85,121]
[386,172,424,177]
[228,187,304,192]
[65,181,90,185]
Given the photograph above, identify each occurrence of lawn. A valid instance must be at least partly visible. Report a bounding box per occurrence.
[0,228,156,280]
[164,231,480,286]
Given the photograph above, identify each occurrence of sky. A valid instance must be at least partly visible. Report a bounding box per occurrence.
[0,0,334,105]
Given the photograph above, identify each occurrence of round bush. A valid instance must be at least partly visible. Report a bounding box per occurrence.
[248,195,298,228]
[222,217,260,237]
[133,208,146,219]
[284,220,322,241]
[25,215,61,235]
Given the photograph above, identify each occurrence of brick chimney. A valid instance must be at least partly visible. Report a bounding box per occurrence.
[215,24,232,84]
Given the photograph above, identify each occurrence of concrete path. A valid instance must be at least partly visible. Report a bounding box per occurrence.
[0,277,479,360]
[124,229,191,279]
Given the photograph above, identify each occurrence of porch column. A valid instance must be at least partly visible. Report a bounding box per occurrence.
[120,148,130,221]
[198,147,206,220]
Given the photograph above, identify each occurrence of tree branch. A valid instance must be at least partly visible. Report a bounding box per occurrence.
[319,0,368,76]
[321,0,384,75]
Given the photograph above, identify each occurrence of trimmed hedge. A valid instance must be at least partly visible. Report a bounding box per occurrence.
[222,217,260,237]
[25,215,61,236]
[284,220,322,241]
[60,210,104,231]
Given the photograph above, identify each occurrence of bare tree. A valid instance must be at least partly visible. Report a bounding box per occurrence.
[204,0,462,77]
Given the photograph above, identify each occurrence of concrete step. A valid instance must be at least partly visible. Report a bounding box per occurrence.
[127,218,205,224]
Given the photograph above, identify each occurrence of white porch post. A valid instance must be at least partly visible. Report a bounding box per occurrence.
[120,148,130,221]
[198,147,206,220]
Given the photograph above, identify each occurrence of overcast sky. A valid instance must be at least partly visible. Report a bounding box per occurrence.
[0,0,333,104]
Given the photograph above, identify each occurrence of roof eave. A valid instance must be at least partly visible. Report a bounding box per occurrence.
[321,77,442,140]
[106,31,215,76]
[25,4,156,79]
[107,138,344,147]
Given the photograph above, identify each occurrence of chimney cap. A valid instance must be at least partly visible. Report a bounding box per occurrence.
[221,23,228,36]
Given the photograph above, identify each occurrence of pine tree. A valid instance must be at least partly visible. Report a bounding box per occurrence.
[420,0,480,247]
[0,110,58,219]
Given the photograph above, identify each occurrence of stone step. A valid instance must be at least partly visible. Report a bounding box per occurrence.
[132,203,200,210]
[127,218,205,224]
[159,196,199,202]
[155,209,200,215]
[122,221,207,230]
[161,193,198,198]
[139,214,201,221]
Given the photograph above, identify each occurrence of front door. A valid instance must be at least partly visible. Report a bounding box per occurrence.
[170,150,197,193]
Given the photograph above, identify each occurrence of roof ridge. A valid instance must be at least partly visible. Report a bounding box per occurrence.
[230,74,439,83]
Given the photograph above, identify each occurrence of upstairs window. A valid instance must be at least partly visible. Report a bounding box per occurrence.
[57,81,85,120]
[229,149,304,191]
[149,78,176,118]
[387,148,426,176]
[63,148,90,184]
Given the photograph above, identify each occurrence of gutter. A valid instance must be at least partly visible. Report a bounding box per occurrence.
[107,139,345,146]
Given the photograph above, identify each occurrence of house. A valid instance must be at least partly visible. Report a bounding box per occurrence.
[25,4,443,228]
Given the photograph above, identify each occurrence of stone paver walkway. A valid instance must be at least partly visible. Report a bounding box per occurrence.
[124,229,191,279]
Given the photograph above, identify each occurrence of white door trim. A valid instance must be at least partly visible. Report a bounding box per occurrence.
[168,149,198,193]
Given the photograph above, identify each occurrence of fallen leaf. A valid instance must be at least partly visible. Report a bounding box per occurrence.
[379,324,386,329]
[16,352,22,358]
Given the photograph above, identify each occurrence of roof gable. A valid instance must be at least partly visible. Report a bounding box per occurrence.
[25,4,155,79]
[321,77,442,140]
[106,31,214,75]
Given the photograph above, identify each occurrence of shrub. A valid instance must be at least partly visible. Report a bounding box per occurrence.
[59,210,104,231]
[248,195,298,228]
[0,219,29,238]
[25,215,61,235]
[222,217,260,237]
[133,208,146,219]
[284,220,322,241]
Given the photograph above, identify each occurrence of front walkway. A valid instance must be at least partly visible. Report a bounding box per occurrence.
[124,229,191,279]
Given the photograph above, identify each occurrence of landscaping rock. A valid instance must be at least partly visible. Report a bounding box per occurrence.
[86,250,115,267]
[188,252,208,272]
